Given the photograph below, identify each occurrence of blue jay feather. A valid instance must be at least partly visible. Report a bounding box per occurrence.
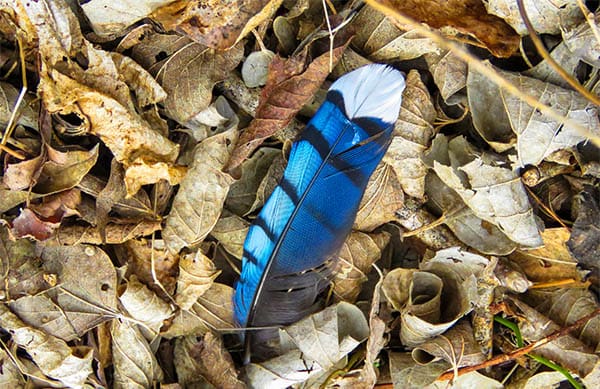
[233,64,405,359]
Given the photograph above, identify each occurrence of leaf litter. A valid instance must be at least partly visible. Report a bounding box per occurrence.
[0,0,598,388]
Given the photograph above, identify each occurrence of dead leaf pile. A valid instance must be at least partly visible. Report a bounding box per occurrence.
[0,0,598,388]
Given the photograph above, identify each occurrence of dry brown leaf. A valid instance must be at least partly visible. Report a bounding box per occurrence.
[383,70,436,199]
[243,302,369,388]
[162,283,235,338]
[9,244,118,341]
[175,333,246,389]
[351,6,441,61]
[425,135,543,247]
[52,220,161,245]
[509,227,582,282]
[0,81,38,130]
[425,48,468,103]
[34,145,99,195]
[0,348,25,387]
[567,184,600,271]
[163,128,238,254]
[210,212,250,259]
[226,37,351,173]
[120,275,175,334]
[389,352,450,388]
[153,0,284,50]
[0,304,94,387]
[116,239,179,296]
[226,147,280,216]
[371,0,520,58]
[353,163,404,232]
[3,154,43,191]
[333,230,390,302]
[81,0,176,37]
[175,250,220,310]
[484,0,584,35]
[111,319,164,388]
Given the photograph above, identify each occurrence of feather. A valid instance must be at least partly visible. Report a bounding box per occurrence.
[233,64,406,360]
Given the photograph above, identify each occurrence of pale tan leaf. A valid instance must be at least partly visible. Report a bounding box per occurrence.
[111,319,164,388]
[0,305,93,388]
[389,352,449,388]
[426,135,543,247]
[333,231,390,302]
[484,0,583,35]
[352,6,441,61]
[0,348,25,388]
[383,70,436,199]
[425,172,518,255]
[81,0,176,37]
[428,371,503,388]
[174,333,245,389]
[52,220,161,245]
[10,244,118,341]
[120,276,174,334]
[243,302,369,388]
[162,283,235,338]
[163,128,238,254]
[242,50,275,88]
[354,163,404,232]
[175,250,220,310]
[425,49,468,104]
[249,153,286,214]
[3,155,43,191]
[210,213,250,259]
[123,160,187,197]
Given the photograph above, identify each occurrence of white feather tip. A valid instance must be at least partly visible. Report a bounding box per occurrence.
[329,64,406,124]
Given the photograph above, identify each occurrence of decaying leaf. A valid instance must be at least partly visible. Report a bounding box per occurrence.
[567,184,600,271]
[425,48,468,104]
[210,212,250,259]
[153,0,284,50]
[111,319,164,388]
[424,134,543,247]
[333,230,390,302]
[163,128,238,254]
[243,302,369,388]
[9,244,118,341]
[0,347,25,387]
[369,0,520,57]
[174,333,246,389]
[52,220,162,245]
[0,305,94,388]
[175,250,220,310]
[226,37,351,172]
[388,352,449,388]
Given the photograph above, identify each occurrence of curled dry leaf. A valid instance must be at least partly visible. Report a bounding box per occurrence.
[424,134,543,247]
[484,0,584,36]
[383,70,436,199]
[174,333,246,389]
[163,128,238,254]
[0,305,94,388]
[3,155,43,191]
[333,230,390,302]
[354,163,404,232]
[226,38,351,173]
[153,0,284,50]
[52,220,162,245]
[120,276,174,335]
[111,319,164,388]
[0,348,25,387]
[9,244,118,341]
[563,15,600,68]
[389,352,450,388]
[175,250,220,310]
[243,302,369,389]
[35,145,99,195]
[425,48,468,104]
[371,0,520,58]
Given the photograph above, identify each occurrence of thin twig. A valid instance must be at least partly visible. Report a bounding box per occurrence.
[436,308,600,381]
[517,0,600,106]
